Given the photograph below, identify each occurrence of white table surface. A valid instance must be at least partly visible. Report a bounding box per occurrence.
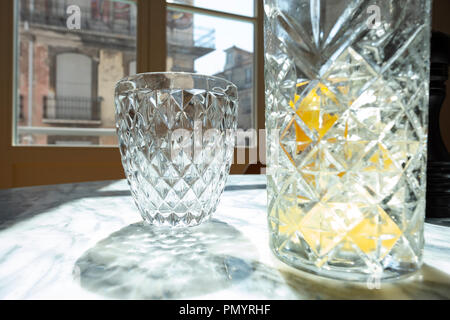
[0,175,449,299]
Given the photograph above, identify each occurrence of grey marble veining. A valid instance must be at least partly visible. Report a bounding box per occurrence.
[0,175,449,299]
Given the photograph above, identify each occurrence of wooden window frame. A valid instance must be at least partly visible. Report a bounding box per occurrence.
[0,0,264,189]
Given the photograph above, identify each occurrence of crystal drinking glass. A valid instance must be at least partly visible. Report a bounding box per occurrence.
[265,0,431,281]
[115,72,238,227]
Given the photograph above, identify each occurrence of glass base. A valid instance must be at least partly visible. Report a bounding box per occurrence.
[140,211,213,228]
[270,241,422,282]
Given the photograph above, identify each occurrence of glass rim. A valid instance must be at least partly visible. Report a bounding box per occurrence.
[115,71,238,92]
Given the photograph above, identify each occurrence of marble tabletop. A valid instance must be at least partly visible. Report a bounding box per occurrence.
[0,175,449,300]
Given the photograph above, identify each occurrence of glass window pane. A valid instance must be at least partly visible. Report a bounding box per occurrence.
[167,0,255,18]
[167,9,255,133]
[15,0,137,146]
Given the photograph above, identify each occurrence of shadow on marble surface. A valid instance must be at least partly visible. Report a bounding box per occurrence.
[74,219,258,299]
[0,180,130,231]
[278,262,450,299]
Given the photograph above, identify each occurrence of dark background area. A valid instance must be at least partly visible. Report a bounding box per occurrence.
[433,0,450,153]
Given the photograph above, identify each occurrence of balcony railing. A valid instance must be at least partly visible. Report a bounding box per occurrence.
[167,26,215,49]
[43,96,102,122]
[194,27,215,49]
[20,0,136,37]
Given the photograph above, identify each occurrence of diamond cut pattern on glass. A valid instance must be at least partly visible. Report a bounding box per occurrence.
[265,0,430,279]
[116,77,237,227]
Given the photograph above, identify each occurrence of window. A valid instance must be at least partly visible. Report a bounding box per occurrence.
[1,0,263,188]
[166,1,257,132]
[56,53,92,100]
[226,51,234,67]
[15,0,137,146]
[245,67,252,83]
[51,53,96,123]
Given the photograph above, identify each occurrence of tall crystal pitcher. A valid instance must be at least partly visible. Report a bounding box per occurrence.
[264,0,431,281]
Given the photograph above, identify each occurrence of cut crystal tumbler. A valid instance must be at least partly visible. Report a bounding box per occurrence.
[115,73,238,227]
[265,0,431,281]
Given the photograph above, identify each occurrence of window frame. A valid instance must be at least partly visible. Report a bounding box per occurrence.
[0,0,264,189]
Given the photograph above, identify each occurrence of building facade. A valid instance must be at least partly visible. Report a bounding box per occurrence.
[214,46,253,131]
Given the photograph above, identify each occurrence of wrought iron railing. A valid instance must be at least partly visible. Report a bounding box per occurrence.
[167,26,215,49]
[20,0,136,36]
[194,27,215,49]
[43,96,102,121]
